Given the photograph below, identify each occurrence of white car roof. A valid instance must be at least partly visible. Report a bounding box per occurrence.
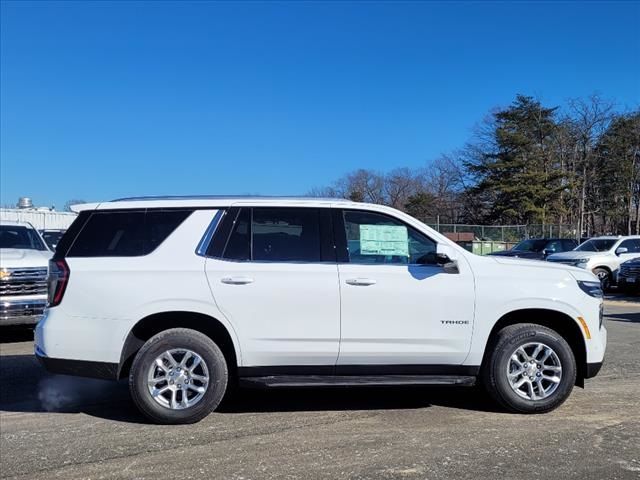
[0,220,35,228]
[588,235,640,240]
[73,196,360,212]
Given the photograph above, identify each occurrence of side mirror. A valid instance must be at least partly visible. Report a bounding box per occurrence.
[418,251,451,266]
[417,245,459,273]
[543,248,555,256]
[616,247,628,256]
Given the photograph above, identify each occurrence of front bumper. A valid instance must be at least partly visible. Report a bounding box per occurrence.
[585,361,603,379]
[0,298,47,326]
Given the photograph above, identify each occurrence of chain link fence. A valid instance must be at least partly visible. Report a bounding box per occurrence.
[424,223,577,242]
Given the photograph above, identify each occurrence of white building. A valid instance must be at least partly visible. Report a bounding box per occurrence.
[0,197,77,230]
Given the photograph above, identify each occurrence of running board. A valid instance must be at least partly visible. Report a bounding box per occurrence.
[239,375,476,388]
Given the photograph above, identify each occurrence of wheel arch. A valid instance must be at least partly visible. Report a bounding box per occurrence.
[481,308,588,387]
[118,311,239,380]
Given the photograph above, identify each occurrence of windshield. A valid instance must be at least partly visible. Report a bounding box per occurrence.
[512,239,548,252]
[0,225,48,251]
[576,239,617,252]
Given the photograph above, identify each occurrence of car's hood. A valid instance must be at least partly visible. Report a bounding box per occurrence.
[489,250,543,259]
[547,251,599,260]
[622,257,640,266]
[490,256,583,272]
[0,248,52,269]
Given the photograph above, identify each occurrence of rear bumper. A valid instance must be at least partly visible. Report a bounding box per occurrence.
[0,299,46,326]
[35,347,119,380]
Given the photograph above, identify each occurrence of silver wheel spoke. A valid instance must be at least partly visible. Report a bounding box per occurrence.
[152,385,170,397]
[531,344,544,360]
[164,351,178,368]
[179,351,192,368]
[147,348,210,411]
[189,356,202,372]
[188,385,206,394]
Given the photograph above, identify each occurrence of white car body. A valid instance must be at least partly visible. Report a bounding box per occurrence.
[547,236,640,283]
[0,221,52,325]
[35,197,606,392]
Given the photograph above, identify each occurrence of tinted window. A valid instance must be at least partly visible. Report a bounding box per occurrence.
[67,210,192,257]
[513,239,547,252]
[41,230,65,250]
[0,225,47,251]
[619,239,640,253]
[252,208,321,262]
[343,210,435,265]
[562,240,577,251]
[544,240,563,253]
[576,239,617,252]
[223,208,251,261]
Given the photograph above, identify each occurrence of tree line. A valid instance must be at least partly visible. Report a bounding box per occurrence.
[310,94,640,237]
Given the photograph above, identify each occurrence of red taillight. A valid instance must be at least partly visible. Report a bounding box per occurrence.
[47,259,70,307]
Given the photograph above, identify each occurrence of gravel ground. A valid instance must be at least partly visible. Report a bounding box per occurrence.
[1,301,638,480]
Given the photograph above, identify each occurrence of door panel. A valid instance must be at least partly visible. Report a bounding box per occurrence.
[206,259,340,366]
[205,207,340,367]
[335,209,475,366]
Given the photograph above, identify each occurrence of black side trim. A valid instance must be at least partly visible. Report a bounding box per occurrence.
[238,365,480,377]
[585,361,603,379]
[36,354,119,380]
[240,375,476,388]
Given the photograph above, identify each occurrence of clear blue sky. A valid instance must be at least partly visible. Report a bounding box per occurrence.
[1,1,639,209]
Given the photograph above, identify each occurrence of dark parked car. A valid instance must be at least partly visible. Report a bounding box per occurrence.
[489,238,578,260]
[617,257,640,293]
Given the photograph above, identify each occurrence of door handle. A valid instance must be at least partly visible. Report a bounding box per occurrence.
[345,278,377,286]
[221,276,254,285]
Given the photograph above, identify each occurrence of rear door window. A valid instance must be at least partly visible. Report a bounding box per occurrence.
[220,207,331,263]
[66,210,192,257]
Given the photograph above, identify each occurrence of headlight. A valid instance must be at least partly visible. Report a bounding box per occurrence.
[578,280,603,298]
[576,258,590,264]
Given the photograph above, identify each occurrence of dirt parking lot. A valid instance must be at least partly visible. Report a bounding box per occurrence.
[1,301,639,480]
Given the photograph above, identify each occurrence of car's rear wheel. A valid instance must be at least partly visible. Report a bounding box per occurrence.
[482,323,576,413]
[593,267,611,291]
[129,328,228,424]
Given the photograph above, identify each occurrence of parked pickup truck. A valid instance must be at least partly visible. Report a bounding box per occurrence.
[0,221,52,326]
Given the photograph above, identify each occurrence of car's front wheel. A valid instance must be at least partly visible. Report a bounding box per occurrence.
[129,328,228,424]
[593,267,611,291]
[483,323,576,413]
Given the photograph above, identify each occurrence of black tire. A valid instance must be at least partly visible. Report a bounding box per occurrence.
[593,267,611,292]
[482,323,576,414]
[129,328,228,424]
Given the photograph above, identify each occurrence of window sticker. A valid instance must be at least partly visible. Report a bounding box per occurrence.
[359,224,409,256]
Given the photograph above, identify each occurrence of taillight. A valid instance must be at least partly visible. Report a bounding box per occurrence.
[47,259,70,307]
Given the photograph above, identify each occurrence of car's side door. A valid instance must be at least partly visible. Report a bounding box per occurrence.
[334,208,475,368]
[204,206,340,369]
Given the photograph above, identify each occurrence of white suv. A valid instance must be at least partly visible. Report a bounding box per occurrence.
[36,197,606,424]
[547,236,640,289]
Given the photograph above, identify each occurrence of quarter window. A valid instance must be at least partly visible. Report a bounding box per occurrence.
[342,210,436,265]
[67,210,192,257]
